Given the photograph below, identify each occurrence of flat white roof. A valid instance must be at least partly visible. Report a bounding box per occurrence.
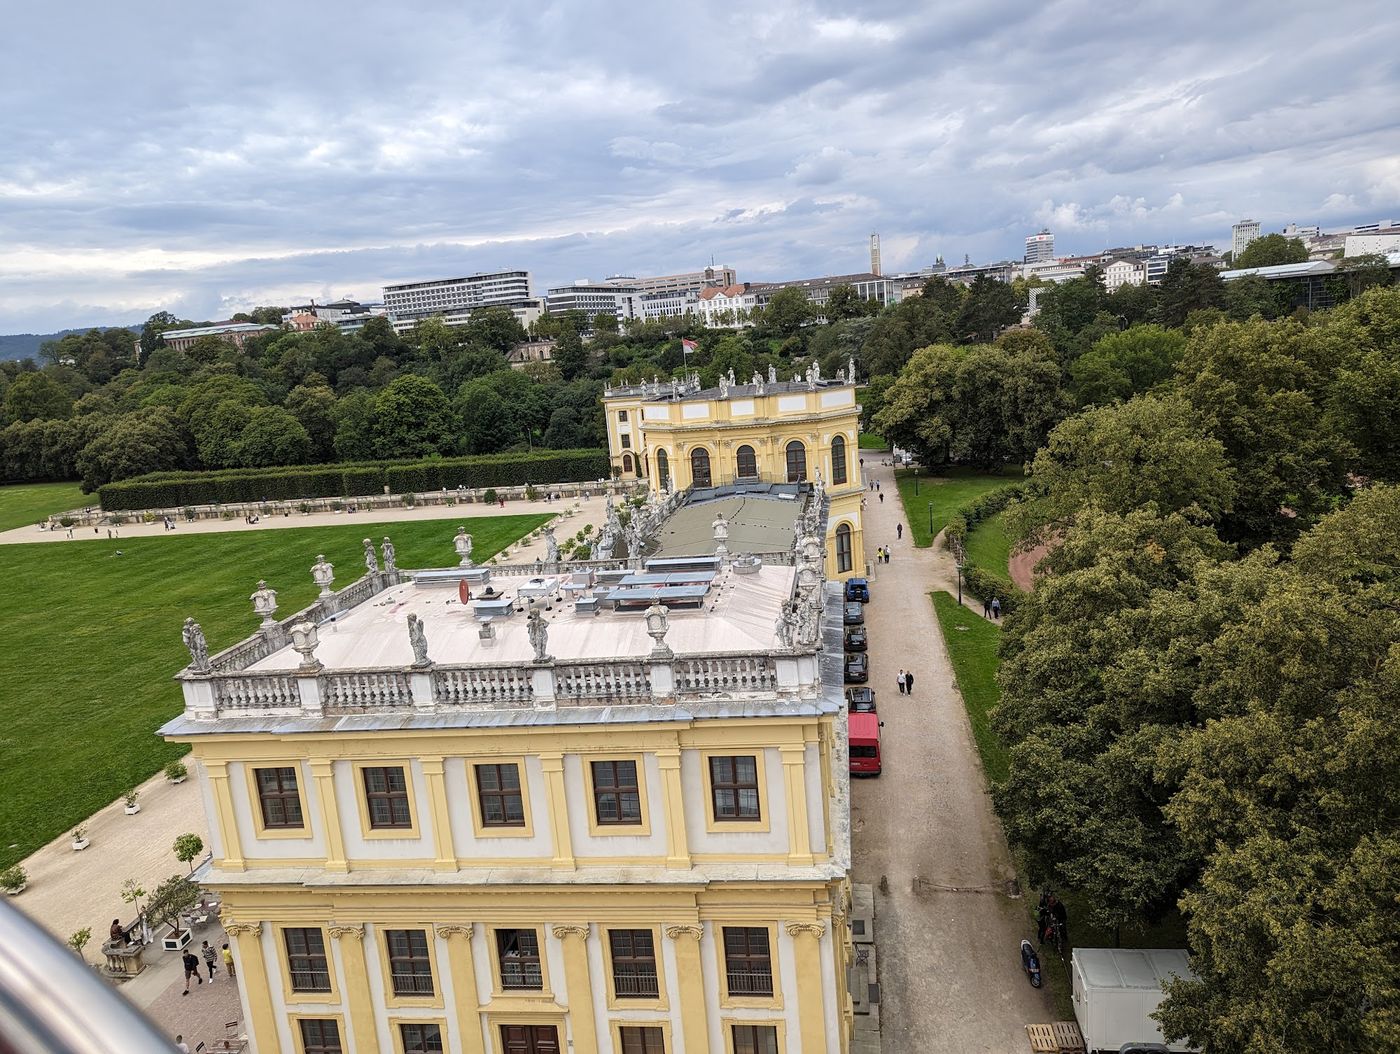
[247,563,795,672]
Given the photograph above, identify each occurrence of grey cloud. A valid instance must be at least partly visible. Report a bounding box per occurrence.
[1,0,1398,330]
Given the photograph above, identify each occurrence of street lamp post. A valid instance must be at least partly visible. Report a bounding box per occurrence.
[929,501,934,542]
[957,563,965,606]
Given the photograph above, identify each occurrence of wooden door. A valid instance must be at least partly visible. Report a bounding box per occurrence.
[499,1025,561,1054]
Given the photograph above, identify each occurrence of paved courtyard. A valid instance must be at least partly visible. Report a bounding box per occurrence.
[851,455,1054,1053]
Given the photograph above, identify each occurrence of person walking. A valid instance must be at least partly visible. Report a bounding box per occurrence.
[885,548,891,564]
[182,949,203,994]
[875,481,880,492]
[879,492,884,504]
[991,597,1002,619]
[897,670,907,695]
[982,596,991,618]
[897,523,903,540]
[201,939,218,980]
[222,942,235,978]
[175,1036,190,1054]
[905,670,915,695]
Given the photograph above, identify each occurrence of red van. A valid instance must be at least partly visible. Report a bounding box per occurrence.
[849,712,882,776]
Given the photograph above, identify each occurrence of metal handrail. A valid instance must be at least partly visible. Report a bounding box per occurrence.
[0,898,180,1052]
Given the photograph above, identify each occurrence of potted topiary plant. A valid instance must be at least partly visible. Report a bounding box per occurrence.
[1,865,27,896]
[71,826,89,851]
[68,927,92,962]
[148,874,199,951]
[123,789,141,815]
[173,833,204,874]
[164,761,188,785]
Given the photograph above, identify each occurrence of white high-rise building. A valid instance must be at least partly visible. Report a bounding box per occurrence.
[869,234,882,276]
[1024,229,1055,264]
[1232,220,1262,259]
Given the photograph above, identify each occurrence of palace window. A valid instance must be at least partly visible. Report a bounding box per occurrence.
[709,756,761,821]
[836,522,853,573]
[496,928,544,990]
[620,1026,665,1054]
[690,447,712,487]
[362,766,411,829]
[785,441,807,483]
[385,929,434,996]
[285,928,331,992]
[732,1024,779,1054]
[722,928,774,997]
[298,1019,343,1054]
[475,763,526,827]
[255,766,303,829]
[736,444,757,480]
[831,434,848,485]
[399,1023,444,1054]
[591,760,641,825]
[609,929,659,998]
[657,449,670,489]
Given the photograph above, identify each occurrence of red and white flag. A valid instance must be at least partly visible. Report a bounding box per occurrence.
[681,338,698,356]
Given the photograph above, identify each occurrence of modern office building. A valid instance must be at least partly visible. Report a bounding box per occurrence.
[607,267,738,298]
[1231,220,1262,259]
[383,272,534,322]
[162,488,855,1054]
[546,281,644,322]
[1024,229,1055,264]
[1344,229,1400,256]
[602,370,866,582]
[747,274,894,318]
[640,290,702,322]
[868,235,881,277]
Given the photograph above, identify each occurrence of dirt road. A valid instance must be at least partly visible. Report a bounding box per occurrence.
[851,457,1053,1053]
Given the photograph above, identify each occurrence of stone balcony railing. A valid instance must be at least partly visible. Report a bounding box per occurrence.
[184,650,817,721]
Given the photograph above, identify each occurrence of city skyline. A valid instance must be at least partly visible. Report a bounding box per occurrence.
[2,0,1398,332]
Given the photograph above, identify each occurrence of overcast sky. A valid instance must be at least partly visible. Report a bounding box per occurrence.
[1,0,1397,332]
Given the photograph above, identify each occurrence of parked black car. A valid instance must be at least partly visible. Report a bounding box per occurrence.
[844,626,868,652]
[843,602,865,626]
[844,652,869,683]
[844,578,871,603]
[845,686,876,712]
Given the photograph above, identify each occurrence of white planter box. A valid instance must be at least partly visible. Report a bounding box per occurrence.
[124,804,140,815]
[72,839,89,851]
[162,927,193,952]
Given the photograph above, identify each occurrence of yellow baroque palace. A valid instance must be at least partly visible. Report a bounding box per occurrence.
[163,485,855,1054]
[602,370,867,582]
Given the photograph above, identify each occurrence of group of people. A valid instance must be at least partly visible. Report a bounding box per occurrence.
[182,938,234,995]
[981,596,1004,620]
[896,668,916,695]
[875,545,891,564]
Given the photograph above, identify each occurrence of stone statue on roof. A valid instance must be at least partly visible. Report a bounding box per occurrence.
[718,373,729,399]
[727,367,736,387]
[769,364,778,384]
[774,607,795,649]
[848,355,856,382]
[712,512,729,543]
[407,613,430,668]
[543,526,560,564]
[526,602,549,662]
[363,538,379,575]
[182,617,210,672]
[381,536,396,574]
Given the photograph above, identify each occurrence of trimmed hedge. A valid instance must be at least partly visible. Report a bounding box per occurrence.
[98,449,608,510]
[945,484,1025,616]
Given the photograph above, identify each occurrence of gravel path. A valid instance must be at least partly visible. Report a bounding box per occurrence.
[852,455,1053,1053]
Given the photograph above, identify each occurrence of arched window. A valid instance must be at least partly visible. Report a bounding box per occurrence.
[736,444,757,480]
[621,453,634,474]
[836,522,853,573]
[831,434,848,485]
[690,447,712,488]
[785,440,807,483]
[656,449,670,490]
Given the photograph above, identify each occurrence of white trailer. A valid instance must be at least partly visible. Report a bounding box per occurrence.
[1070,948,1200,1053]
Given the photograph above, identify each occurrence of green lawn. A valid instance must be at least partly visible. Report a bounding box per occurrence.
[0,481,87,532]
[0,513,549,870]
[895,467,1020,547]
[963,510,1014,585]
[858,432,886,450]
[930,590,1007,784]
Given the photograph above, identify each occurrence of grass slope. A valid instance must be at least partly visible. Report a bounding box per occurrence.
[0,513,548,870]
[930,590,1007,784]
[858,432,886,450]
[895,467,1019,547]
[0,481,87,532]
[963,510,1014,586]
